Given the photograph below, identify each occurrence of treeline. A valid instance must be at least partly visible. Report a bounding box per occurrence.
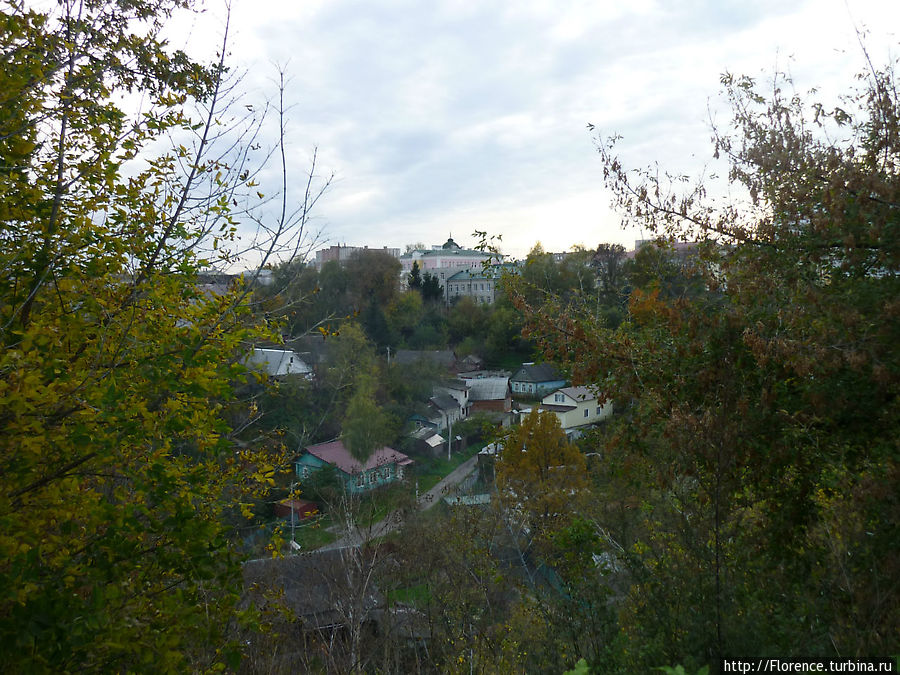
[254,237,686,364]
[254,252,533,366]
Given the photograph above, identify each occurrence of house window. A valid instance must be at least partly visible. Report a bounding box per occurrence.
[583,408,589,418]
[356,473,364,487]
[554,393,564,403]
[596,406,602,415]
[302,467,310,479]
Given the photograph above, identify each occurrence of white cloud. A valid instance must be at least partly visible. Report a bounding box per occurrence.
[170,0,900,262]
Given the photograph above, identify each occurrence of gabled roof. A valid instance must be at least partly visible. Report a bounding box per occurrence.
[242,548,383,629]
[457,354,484,371]
[543,386,607,408]
[439,379,470,392]
[466,377,510,401]
[511,363,563,383]
[246,348,312,377]
[429,394,461,412]
[557,385,596,402]
[303,440,412,475]
[446,262,517,281]
[400,247,490,259]
[458,369,510,379]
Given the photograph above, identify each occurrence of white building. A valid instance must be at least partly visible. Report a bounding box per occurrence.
[400,237,494,277]
[539,386,612,433]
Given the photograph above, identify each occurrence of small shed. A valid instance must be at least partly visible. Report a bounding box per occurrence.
[273,498,318,521]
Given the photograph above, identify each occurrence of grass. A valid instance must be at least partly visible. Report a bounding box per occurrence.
[387,583,432,608]
[352,482,411,528]
[412,442,481,493]
[284,514,336,550]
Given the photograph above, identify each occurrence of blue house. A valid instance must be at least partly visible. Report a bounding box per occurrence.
[510,363,566,397]
[295,440,413,494]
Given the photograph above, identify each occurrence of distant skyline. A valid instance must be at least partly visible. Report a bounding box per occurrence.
[170,0,900,260]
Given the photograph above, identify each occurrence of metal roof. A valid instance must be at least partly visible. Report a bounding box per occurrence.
[511,363,563,383]
[429,394,461,412]
[466,377,510,401]
[246,348,312,377]
[302,440,412,475]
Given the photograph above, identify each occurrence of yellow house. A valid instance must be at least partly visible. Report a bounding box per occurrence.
[539,386,612,433]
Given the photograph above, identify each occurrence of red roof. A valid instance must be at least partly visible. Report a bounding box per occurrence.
[274,499,318,519]
[305,440,412,475]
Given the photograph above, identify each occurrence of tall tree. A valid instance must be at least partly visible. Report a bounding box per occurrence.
[496,410,587,543]
[344,248,402,309]
[0,1,317,670]
[341,372,395,462]
[592,242,627,303]
[517,61,900,669]
[407,260,423,290]
[421,271,444,302]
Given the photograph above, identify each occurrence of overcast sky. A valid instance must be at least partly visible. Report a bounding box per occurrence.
[173,0,899,260]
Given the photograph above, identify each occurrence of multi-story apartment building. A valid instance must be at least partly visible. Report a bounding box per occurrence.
[399,237,494,280]
[313,244,401,269]
[444,262,518,305]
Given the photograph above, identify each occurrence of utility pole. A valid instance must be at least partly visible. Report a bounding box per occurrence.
[290,480,297,554]
[447,413,453,461]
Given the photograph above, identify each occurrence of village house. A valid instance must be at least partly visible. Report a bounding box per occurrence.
[427,394,466,431]
[273,498,318,521]
[510,362,566,398]
[540,385,612,435]
[434,379,470,412]
[241,547,430,672]
[295,440,413,494]
[458,370,512,413]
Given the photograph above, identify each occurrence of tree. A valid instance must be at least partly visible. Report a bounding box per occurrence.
[496,410,587,542]
[592,242,627,304]
[514,244,596,314]
[421,271,443,302]
[386,288,424,344]
[407,260,423,290]
[0,1,321,670]
[517,60,900,668]
[344,248,402,309]
[341,372,396,462]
